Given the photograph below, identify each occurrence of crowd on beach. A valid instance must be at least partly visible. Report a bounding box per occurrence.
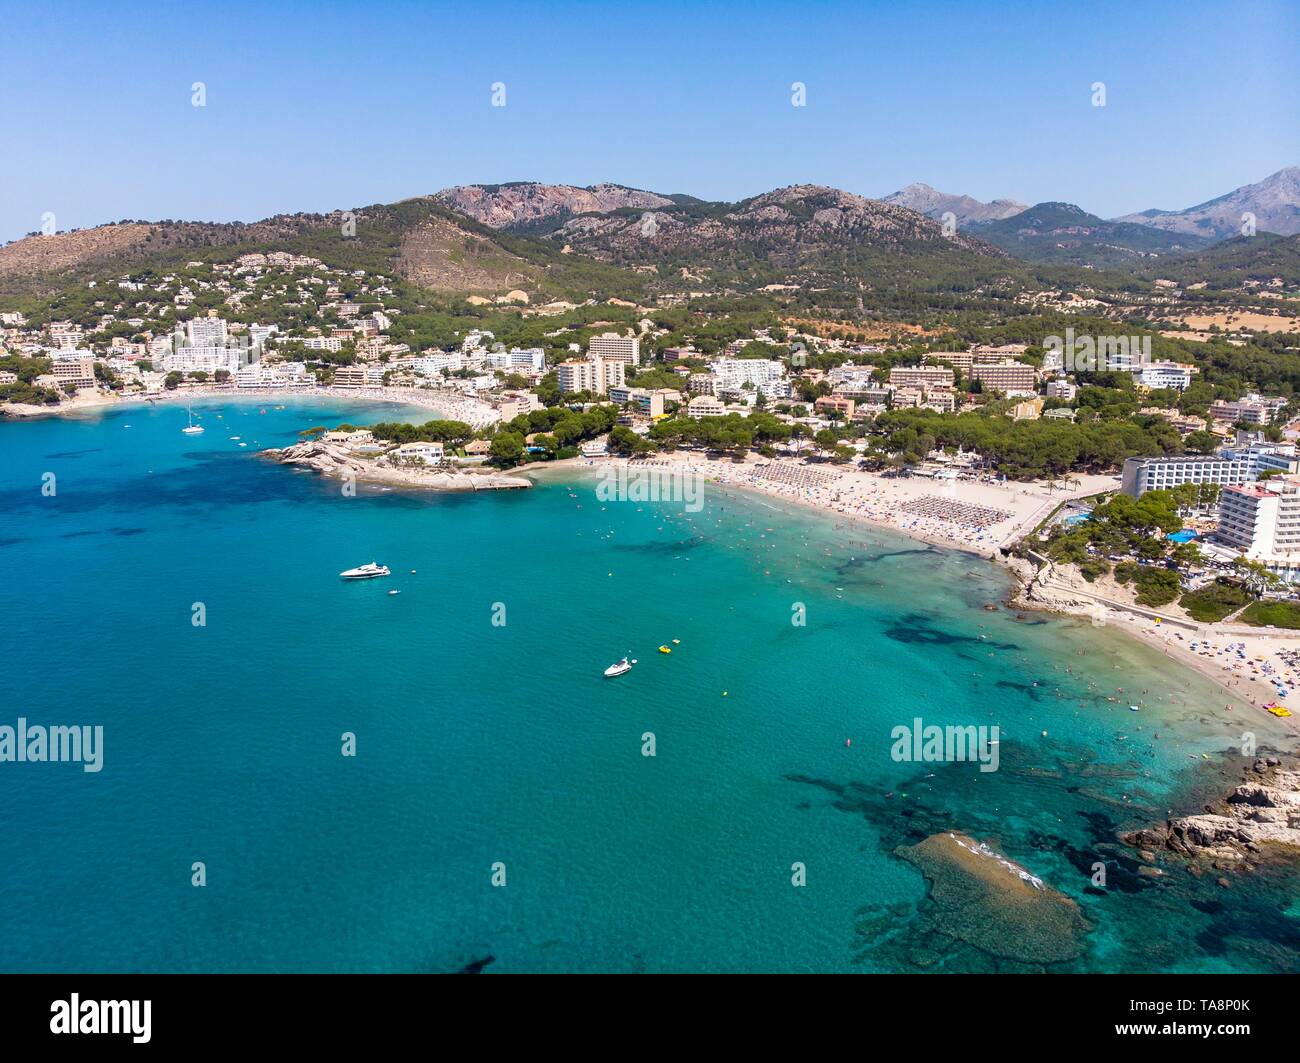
[601,453,1050,554]
[1170,631,1297,704]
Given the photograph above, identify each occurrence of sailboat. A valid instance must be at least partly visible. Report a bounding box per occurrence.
[181,405,204,435]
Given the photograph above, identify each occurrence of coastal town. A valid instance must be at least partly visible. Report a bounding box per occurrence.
[7,249,1300,727]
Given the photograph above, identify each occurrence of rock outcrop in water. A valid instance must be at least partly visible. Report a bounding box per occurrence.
[1123,757,1300,863]
[263,440,531,491]
[897,832,1092,963]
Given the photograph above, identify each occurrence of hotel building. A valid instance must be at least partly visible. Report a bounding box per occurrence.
[588,333,641,366]
[709,358,785,389]
[1214,477,1300,580]
[51,353,95,390]
[889,365,954,389]
[1138,361,1198,392]
[687,395,725,417]
[970,361,1037,396]
[925,351,972,373]
[1209,396,1288,426]
[556,356,626,396]
[486,347,547,372]
[1121,443,1300,497]
[186,317,229,346]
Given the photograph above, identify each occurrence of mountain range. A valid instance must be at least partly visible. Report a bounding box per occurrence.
[426,171,1300,269]
[1,169,1296,301]
[1115,167,1300,241]
[881,183,1027,226]
[966,201,1215,267]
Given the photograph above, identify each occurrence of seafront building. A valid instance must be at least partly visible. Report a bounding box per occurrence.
[486,347,546,372]
[1212,475,1300,581]
[392,441,445,465]
[185,317,229,346]
[50,353,95,390]
[414,352,464,376]
[1121,442,1300,497]
[687,395,725,417]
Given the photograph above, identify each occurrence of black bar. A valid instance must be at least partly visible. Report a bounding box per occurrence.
[1,973,1291,1050]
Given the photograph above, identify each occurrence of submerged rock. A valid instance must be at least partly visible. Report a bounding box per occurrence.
[897,832,1092,964]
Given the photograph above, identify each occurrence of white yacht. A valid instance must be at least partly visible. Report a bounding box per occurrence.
[604,656,636,677]
[181,406,204,435]
[340,562,391,580]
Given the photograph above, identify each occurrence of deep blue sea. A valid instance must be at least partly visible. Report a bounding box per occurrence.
[1,395,1298,973]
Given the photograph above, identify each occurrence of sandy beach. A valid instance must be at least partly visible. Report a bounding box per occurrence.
[1009,554,1300,732]
[584,451,1114,557]
[1,383,500,427]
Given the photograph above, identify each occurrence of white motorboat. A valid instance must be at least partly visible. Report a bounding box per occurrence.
[340,562,391,580]
[604,656,636,677]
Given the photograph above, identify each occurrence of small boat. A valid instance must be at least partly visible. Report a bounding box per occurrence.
[671,638,680,645]
[604,657,634,678]
[388,589,401,596]
[340,562,391,580]
[1266,704,1293,718]
[658,646,672,654]
[1129,705,1141,712]
[181,405,204,435]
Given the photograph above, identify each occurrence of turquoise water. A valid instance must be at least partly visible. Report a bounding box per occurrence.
[1,396,1298,973]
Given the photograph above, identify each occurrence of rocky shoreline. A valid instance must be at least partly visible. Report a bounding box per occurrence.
[1123,755,1300,869]
[263,439,531,492]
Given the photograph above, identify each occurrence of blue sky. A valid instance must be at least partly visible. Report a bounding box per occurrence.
[1,0,1296,244]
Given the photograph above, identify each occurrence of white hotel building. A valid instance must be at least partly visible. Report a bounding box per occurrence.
[588,333,640,366]
[186,317,229,346]
[1121,444,1300,498]
[1138,361,1198,392]
[161,344,252,374]
[557,356,626,396]
[1214,477,1300,581]
[486,347,546,372]
[708,358,785,389]
[414,352,464,376]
